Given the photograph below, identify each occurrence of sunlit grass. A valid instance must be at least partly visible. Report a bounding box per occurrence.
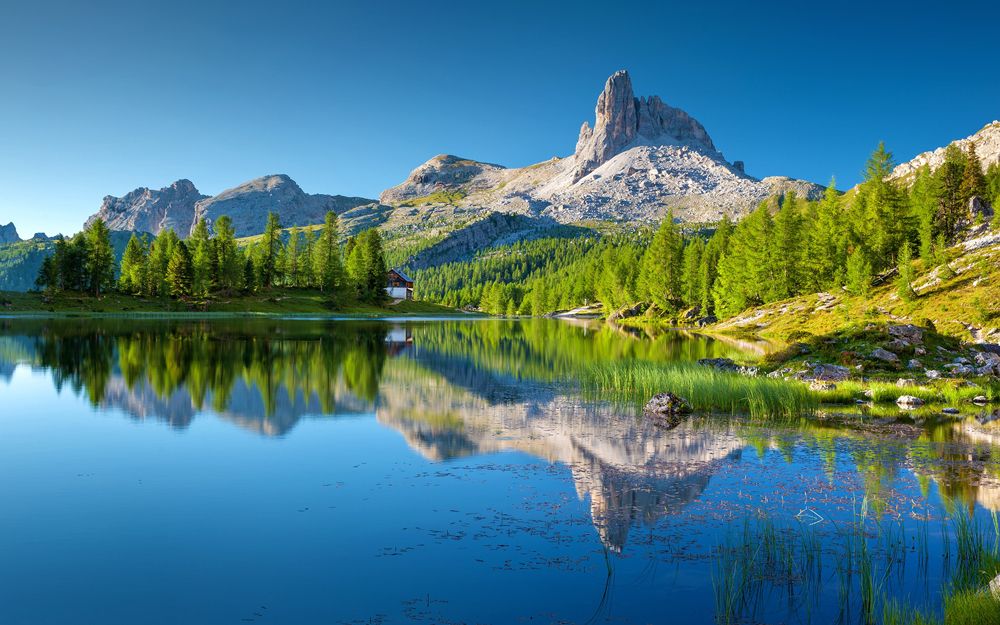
[584,362,817,419]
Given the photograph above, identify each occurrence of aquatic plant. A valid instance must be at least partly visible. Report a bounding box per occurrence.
[584,362,817,419]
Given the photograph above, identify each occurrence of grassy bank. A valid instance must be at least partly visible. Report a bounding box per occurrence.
[584,361,818,419]
[0,289,464,316]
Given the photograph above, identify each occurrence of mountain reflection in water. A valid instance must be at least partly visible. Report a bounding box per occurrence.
[2,317,999,556]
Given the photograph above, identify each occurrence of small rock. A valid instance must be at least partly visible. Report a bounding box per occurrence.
[914,346,927,356]
[698,357,736,371]
[907,359,921,369]
[809,363,851,381]
[888,324,924,344]
[896,395,925,408]
[885,339,911,354]
[871,347,900,363]
[926,369,941,379]
[972,395,988,404]
[863,389,874,399]
[941,407,960,415]
[644,393,691,417]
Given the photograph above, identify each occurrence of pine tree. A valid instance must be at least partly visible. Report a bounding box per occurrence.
[35,255,58,292]
[909,166,939,260]
[147,229,179,297]
[258,212,282,289]
[118,233,148,294]
[712,202,773,317]
[805,179,845,289]
[770,192,803,300]
[167,240,194,297]
[313,212,343,293]
[959,143,988,226]
[845,247,873,298]
[895,241,916,301]
[189,218,213,297]
[851,143,909,272]
[639,210,684,312]
[680,237,704,308]
[213,215,241,292]
[84,218,116,296]
[935,144,967,242]
[362,229,388,304]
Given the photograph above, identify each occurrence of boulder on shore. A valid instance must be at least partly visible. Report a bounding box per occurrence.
[871,347,900,363]
[888,324,924,344]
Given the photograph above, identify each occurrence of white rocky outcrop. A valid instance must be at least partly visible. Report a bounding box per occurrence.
[890,121,1000,181]
[379,70,825,224]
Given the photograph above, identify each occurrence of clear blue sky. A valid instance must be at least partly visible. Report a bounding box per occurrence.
[2,0,998,237]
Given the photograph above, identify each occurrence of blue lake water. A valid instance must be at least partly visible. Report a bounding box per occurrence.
[0,318,997,624]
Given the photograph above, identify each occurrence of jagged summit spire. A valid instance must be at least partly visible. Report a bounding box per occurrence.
[571,70,716,182]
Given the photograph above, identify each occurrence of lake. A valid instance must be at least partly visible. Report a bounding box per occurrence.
[1,317,998,624]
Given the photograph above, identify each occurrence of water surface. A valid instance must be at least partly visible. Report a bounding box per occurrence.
[1,318,998,624]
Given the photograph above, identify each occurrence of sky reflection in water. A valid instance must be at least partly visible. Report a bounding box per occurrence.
[0,318,998,624]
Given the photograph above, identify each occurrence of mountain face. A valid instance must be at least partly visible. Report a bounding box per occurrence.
[191,174,376,238]
[380,70,825,224]
[85,179,208,235]
[0,223,19,244]
[87,175,377,238]
[890,121,1000,181]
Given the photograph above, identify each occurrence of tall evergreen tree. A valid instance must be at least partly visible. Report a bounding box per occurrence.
[770,192,803,300]
[680,237,704,307]
[712,202,774,317]
[639,210,684,312]
[314,211,344,293]
[258,212,282,289]
[118,233,148,294]
[958,143,988,214]
[895,241,916,301]
[167,240,194,297]
[213,216,242,292]
[189,218,213,297]
[84,218,116,296]
[934,144,967,242]
[845,247,873,298]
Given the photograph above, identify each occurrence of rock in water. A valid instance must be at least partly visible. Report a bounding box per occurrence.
[643,393,692,426]
[896,395,925,408]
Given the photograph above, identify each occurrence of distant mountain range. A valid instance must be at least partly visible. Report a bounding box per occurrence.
[84,175,379,238]
[2,70,999,292]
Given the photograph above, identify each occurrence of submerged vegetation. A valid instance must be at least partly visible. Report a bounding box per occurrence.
[714,503,1000,625]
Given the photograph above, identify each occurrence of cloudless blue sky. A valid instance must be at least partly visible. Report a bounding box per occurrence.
[2,0,998,236]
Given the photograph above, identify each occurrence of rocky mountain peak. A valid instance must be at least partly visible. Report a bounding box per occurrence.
[571,70,716,182]
[87,179,209,234]
[0,222,20,245]
[891,121,1000,181]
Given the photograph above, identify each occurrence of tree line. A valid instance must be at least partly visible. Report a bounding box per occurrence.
[414,142,999,318]
[36,211,391,304]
